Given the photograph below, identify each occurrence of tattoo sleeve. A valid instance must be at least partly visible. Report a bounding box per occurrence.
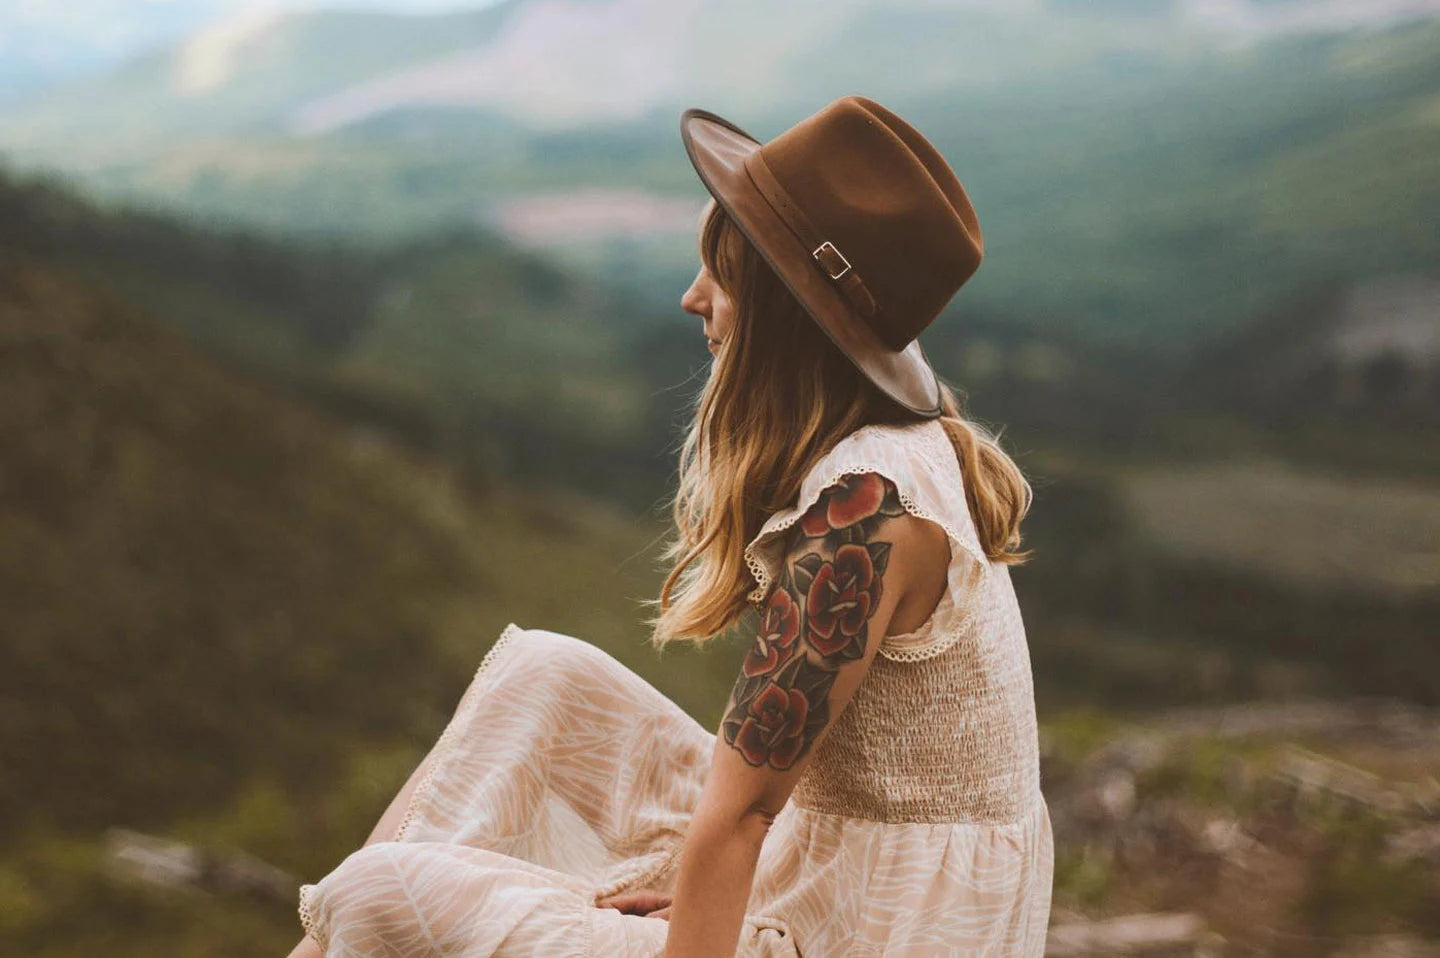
[721,472,906,770]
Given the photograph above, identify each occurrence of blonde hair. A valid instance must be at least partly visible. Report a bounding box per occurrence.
[647,202,1031,648]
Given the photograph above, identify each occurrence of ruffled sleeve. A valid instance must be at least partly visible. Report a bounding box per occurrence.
[742,419,990,663]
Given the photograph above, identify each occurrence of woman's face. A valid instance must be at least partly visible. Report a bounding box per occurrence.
[680,200,735,360]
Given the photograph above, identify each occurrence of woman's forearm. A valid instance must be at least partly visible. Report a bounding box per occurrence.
[663,808,771,958]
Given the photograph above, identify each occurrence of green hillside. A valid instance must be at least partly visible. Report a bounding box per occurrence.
[0,166,691,510]
[0,254,739,955]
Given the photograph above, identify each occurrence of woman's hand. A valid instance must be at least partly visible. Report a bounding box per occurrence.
[597,889,672,919]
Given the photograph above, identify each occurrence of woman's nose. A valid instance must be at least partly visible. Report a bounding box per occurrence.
[680,278,708,319]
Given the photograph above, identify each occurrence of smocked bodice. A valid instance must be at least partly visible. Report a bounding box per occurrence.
[789,560,1041,824]
[743,419,1043,825]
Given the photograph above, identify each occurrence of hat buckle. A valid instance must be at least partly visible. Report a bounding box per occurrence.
[812,241,852,281]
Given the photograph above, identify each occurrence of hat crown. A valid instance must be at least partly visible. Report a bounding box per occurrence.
[754,96,983,350]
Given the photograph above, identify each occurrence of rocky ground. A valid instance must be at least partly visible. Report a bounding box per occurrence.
[1042,699,1440,956]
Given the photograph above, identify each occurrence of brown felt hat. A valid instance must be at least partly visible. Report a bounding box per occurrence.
[680,94,984,418]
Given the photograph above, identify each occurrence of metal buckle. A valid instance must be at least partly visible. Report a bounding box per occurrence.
[812,240,851,281]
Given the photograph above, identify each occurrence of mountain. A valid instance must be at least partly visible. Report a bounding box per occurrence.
[0,256,467,839]
[2,2,1438,345]
[6,0,1439,145]
[0,164,693,509]
[0,4,524,154]
[1182,273,1440,426]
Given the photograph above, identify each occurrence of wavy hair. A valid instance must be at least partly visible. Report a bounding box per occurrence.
[647,201,1032,648]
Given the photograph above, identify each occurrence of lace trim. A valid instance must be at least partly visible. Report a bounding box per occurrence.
[742,421,989,664]
[591,841,687,902]
[297,883,323,948]
[393,621,527,842]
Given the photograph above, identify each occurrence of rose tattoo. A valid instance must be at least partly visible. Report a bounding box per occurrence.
[722,472,903,770]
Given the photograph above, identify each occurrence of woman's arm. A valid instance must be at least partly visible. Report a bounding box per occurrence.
[663,473,939,958]
[662,799,775,957]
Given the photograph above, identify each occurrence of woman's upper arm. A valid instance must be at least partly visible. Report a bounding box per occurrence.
[699,472,937,827]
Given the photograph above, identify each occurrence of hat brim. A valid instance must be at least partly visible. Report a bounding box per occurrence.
[680,107,943,418]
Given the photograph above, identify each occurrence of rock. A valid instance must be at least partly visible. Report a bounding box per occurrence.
[1046,911,1211,956]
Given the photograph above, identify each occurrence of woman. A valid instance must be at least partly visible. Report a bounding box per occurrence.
[290,94,1052,957]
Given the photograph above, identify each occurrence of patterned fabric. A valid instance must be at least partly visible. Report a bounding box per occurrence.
[298,419,1053,956]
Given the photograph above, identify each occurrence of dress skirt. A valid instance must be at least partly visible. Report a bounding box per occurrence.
[298,623,802,957]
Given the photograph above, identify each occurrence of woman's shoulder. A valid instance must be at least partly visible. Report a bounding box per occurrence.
[800,418,953,494]
[757,418,959,542]
[744,418,987,608]
[831,416,947,457]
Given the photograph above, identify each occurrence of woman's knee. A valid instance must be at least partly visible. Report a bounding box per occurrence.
[315,843,463,942]
[503,628,625,688]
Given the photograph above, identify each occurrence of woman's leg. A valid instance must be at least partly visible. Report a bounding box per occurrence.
[293,625,714,952]
[301,842,633,957]
[397,627,713,866]
[287,748,438,955]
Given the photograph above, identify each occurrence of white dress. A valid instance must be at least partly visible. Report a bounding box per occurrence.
[298,418,1054,956]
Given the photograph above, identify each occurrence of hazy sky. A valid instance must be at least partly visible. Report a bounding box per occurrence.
[0,0,505,84]
[5,0,1439,93]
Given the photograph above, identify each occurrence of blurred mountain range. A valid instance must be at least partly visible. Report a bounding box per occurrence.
[1,142,1437,953]
[1,0,1438,344]
[4,0,1439,133]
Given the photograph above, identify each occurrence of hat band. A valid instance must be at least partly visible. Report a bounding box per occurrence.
[742,149,879,324]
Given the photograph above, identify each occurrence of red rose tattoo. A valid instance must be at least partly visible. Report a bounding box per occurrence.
[723,653,836,770]
[723,472,901,770]
[798,471,905,539]
[799,543,884,660]
[733,681,809,769]
[826,472,887,526]
[743,588,800,677]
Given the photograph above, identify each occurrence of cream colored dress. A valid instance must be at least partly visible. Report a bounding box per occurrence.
[298,418,1054,956]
